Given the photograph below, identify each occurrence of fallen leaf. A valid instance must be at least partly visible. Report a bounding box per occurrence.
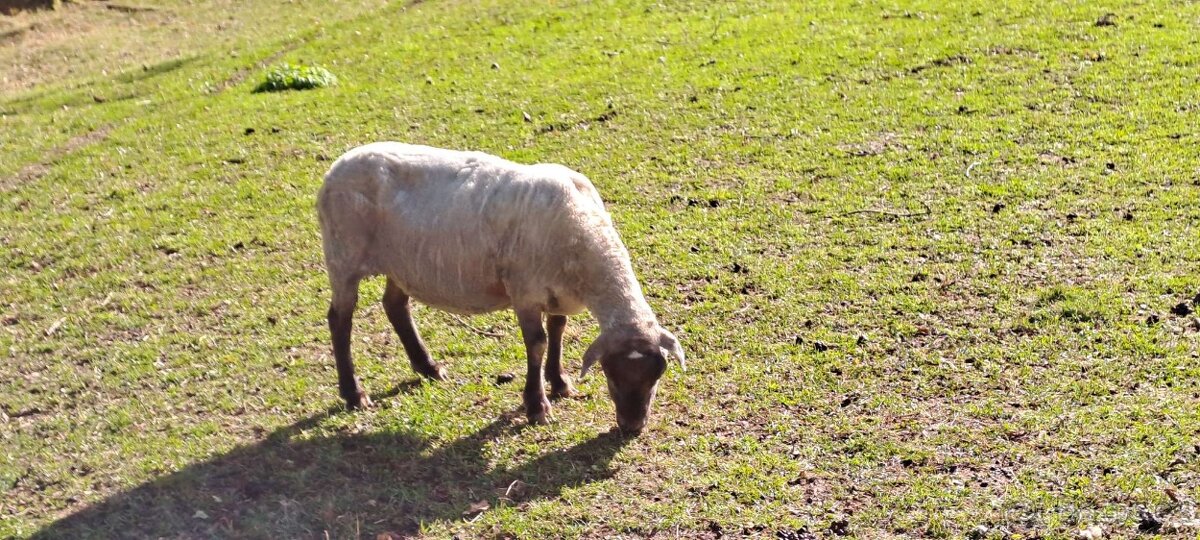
[45,318,65,336]
[463,499,489,517]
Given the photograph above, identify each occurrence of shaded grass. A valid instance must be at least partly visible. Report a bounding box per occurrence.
[2,0,1200,538]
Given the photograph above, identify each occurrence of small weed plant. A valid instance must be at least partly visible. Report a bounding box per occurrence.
[255,63,337,92]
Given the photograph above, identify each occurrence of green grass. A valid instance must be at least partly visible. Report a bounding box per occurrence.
[3,0,1200,538]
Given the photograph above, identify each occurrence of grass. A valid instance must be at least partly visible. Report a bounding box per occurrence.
[2,0,1199,538]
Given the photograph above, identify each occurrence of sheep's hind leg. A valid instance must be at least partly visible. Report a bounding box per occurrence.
[515,307,552,425]
[545,314,576,399]
[329,276,371,410]
[382,278,447,381]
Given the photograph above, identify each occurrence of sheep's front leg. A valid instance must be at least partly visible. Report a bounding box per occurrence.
[382,278,447,381]
[515,308,551,425]
[545,314,576,399]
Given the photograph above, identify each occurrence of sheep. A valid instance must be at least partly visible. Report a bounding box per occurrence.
[317,142,685,433]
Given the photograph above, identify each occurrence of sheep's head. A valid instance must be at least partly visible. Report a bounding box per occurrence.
[581,322,685,434]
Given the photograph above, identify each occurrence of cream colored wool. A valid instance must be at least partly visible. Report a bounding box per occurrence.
[317,142,684,372]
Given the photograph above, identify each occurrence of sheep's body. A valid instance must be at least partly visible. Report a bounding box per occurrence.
[318,142,652,324]
[317,142,683,431]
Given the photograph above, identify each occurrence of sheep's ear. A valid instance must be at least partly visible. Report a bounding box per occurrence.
[658,328,686,371]
[581,338,607,378]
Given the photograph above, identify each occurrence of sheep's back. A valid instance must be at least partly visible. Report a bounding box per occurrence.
[321,142,604,315]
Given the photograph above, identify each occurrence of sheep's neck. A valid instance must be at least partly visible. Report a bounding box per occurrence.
[587,282,655,331]
[580,241,657,331]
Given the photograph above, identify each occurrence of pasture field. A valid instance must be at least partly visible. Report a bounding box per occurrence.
[2,0,1199,538]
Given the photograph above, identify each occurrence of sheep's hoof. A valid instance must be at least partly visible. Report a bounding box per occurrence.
[414,362,448,381]
[527,410,551,426]
[526,398,552,425]
[345,392,373,411]
[549,382,577,400]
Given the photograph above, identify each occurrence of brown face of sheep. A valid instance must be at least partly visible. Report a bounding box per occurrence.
[581,323,685,434]
[600,349,668,434]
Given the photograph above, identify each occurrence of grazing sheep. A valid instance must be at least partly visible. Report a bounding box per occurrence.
[317,142,685,432]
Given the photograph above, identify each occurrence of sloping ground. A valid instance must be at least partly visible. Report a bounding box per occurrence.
[0,1,58,17]
[0,0,387,94]
[2,1,1199,538]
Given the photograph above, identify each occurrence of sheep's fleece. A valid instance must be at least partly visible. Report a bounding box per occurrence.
[317,142,657,330]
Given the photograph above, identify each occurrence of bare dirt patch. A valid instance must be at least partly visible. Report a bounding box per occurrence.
[840,132,906,157]
[1,124,112,191]
[0,2,177,94]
